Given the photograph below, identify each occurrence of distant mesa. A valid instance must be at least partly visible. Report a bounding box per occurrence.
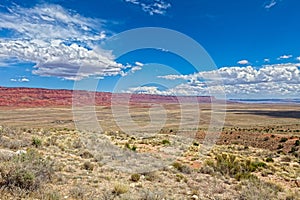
[0,86,216,108]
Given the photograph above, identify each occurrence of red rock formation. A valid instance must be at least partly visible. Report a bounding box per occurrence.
[0,86,215,108]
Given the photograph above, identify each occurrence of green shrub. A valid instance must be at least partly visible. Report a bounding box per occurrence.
[142,189,166,200]
[266,157,274,162]
[172,162,192,174]
[0,149,53,191]
[70,186,85,199]
[79,150,94,159]
[143,172,157,181]
[112,182,129,195]
[205,153,266,181]
[125,143,137,151]
[42,191,62,200]
[277,144,284,149]
[295,140,300,146]
[162,139,170,145]
[251,161,267,168]
[279,137,288,143]
[289,146,297,153]
[32,137,42,148]
[125,143,130,149]
[82,161,94,171]
[193,142,199,146]
[130,173,141,182]
[131,145,137,151]
[235,172,255,181]
[240,178,283,200]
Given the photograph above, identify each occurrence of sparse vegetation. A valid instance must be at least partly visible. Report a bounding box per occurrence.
[32,137,42,148]
[204,153,267,181]
[277,144,284,149]
[0,102,300,199]
[263,136,269,141]
[279,137,288,143]
[112,182,129,195]
[193,141,199,146]
[130,173,141,182]
[172,162,192,174]
[82,161,94,171]
[79,150,94,159]
[0,149,53,192]
[131,145,137,151]
[70,186,85,199]
[162,139,170,145]
[239,177,283,200]
[125,142,137,151]
[142,189,165,200]
[143,171,157,181]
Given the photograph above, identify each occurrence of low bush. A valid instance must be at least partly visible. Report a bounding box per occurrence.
[172,162,192,174]
[82,161,94,171]
[289,146,297,154]
[125,143,137,151]
[277,144,284,149]
[162,139,170,145]
[32,137,42,148]
[204,153,267,181]
[0,149,53,192]
[130,173,141,182]
[240,178,283,200]
[143,172,157,181]
[279,137,288,143]
[142,189,165,200]
[193,142,199,146]
[112,182,129,195]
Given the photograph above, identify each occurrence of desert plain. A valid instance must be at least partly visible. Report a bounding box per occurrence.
[0,87,299,200]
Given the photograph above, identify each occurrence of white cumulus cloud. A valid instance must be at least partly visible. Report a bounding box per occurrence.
[237,60,249,65]
[0,40,129,80]
[156,63,300,98]
[135,61,144,67]
[278,55,293,60]
[161,63,300,85]
[125,86,170,95]
[0,4,132,80]
[10,77,30,82]
[0,4,106,42]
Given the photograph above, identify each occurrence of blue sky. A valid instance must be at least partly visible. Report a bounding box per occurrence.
[0,0,300,98]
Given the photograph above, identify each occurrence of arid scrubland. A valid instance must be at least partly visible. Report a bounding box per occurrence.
[0,103,299,199]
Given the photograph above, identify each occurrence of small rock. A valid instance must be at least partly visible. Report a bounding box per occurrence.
[192,195,199,200]
[16,150,27,155]
[130,183,136,187]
